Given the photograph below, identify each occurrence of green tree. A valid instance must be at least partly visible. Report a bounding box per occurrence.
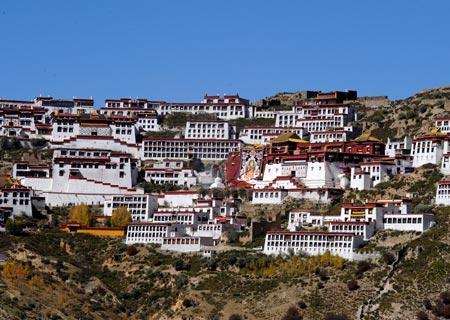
[5,219,24,236]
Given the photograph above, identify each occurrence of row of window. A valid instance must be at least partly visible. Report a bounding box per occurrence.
[266,241,351,248]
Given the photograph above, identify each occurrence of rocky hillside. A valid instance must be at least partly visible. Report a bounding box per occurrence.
[2,208,450,320]
[355,86,450,141]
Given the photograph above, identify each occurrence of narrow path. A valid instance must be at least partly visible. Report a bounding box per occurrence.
[357,246,407,319]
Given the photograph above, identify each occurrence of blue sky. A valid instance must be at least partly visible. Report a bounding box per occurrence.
[0,0,449,104]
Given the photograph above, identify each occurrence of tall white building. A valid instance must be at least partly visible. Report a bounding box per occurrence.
[103,194,158,221]
[185,121,236,140]
[18,148,141,207]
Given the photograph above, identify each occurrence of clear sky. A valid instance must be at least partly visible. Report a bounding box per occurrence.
[0,0,449,104]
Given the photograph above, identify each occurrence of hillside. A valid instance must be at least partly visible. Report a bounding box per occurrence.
[2,208,450,320]
[357,86,450,141]
[2,86,450,320]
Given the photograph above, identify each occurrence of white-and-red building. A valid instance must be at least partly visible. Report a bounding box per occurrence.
[156,94,252,120]
[144,160,197,187]
[411,128,448,168]
[239,127,305,145]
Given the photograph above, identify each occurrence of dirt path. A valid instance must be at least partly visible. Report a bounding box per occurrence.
[357,246,406,319]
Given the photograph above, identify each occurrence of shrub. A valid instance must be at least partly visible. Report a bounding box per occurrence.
[414,204,433,213]
[226,231,241,244]
[175,274,189,289]
[419,105,428,114]
[229,315,243,320]
[318,269,329,281]
[173,258,190,271]
[382,252,396,265]
[441,291,450,304]
[297,300,307,309]
[324,313,349,320]
[416,310,429,320]
[2,260,31,282]
[347,279,359,291]
[423,298,432,310]
[30,138,47,148]
[356,260,371,275]
[6,219,24,236]
[126,245,138,256]
[281,306,302,320]
[432,301,445,317]
[182,298,195,308]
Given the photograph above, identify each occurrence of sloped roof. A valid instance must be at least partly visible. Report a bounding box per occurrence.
[353,132,382,143]
[270,132,308,144]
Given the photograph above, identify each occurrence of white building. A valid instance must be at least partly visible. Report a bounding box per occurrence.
[136,113,160,132]
[19,148,141,207]
[287,211,338,231]
[51,113,139,144]
[274,98,357,134]
[350,167,371,191]
[382,213,435,232]
[13,162,51,179]
[103,194,158,221]
[125,223,172,245]
[51,134,140,159]
[103,98,161,110]
[252,188,288,204]
[0,185,33,217]
[411,128,448,168]
[185,121,236,140]
[0,106,46,138]
[152,210,210,226]
[239,127,305,145]
[327,221,375,241]
[436,179,450,206]
[263,230,364,260]
[254,110,275,119]
[441,154,450,175]
[274,111,300,128]
[435,117,450,133]
[141,138,242,161]
[157,191,200,207]
[194,223,225,239]
[144,160,197,187]
[385,137,412,158]
[34,96,95,117]
[156,94,252,120]
[309,130,350,143]
[161,237,203,253]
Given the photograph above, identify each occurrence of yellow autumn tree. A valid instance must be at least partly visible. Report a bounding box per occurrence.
[111,207,132,227]
[69,204,93,226]
[2,260,30,284]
